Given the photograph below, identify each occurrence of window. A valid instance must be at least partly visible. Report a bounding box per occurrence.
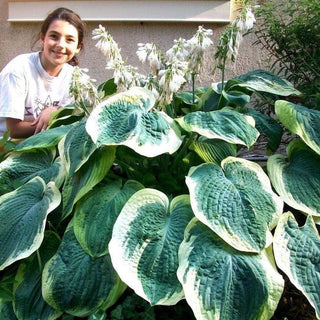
[8,0,232,22]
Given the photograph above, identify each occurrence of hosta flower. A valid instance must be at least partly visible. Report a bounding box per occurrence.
[185,26,213,75]
[70,67,99,110]
[214,5,256,70]
[166,38,188,62]
[158,60,187,106]
[136,43,161,75]
[92,24,122,61]
[108,58,145,90]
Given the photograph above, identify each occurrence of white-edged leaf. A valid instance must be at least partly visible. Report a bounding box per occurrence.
[267,139,320,217]
[86,86,183,157]
[109,189,194,305]
[58,120,97,175]
[0,177,61,271]
[42,222,126,317]
[73,180,144,257]
[176,109,259,148]
[177,218,284,320]
[61,146,115,220]
[13,231,62,320]
[275,100,320,156]
[274,212,320,319]
[186,158,283,252]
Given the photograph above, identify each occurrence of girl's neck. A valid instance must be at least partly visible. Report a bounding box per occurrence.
[39,52,63,77]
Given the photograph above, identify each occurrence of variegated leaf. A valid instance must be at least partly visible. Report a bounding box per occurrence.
[275,100,320,155]
[109,189,194,305]
[0,177,61,271]
[186,158,283,252]
[61,146,115,220]
[58,120,97,175]
[274,212,320,319]
[177,218,284,320]
[86,87,183,157]
[73,180,144,257]
[176,109,259,148]
[267,139,320,217]
[42,223,125,317]
[13,231,62,320]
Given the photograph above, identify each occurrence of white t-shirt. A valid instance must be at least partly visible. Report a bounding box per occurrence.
[0,52,75,137]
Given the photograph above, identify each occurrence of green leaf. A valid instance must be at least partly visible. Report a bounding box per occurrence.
[14,125,72,152]
[61,146,115,220]
[0,177,61,270]
[274,212,320,319]
[58,120,97,175]
[176,109,259,148]
[12,231,62,320]
[73,180,144,257]
[177,218,284,320]
[267,139,320,217]
[186,159,283,252]
[0,148,64,194]
[235,69,301,96]
[190,137,237,165]
[0,301,17,320]
[86,87,183,157]
[222,90,251,107]
[42,223,125,317]
[109,189,194,305]
[244,108,283,154]
[275,100,320,155]
[98,78,117,98]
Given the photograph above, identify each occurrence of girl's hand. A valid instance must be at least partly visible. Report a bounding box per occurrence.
[32,106,57,134]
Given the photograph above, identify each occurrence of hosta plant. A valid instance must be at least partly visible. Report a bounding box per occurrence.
[0,4,320,320]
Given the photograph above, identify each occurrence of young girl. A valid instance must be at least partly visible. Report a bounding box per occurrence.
[0,7,85,139]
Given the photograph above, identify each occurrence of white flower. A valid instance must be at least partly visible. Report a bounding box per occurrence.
[70,67,99,110]
[244,7,256,31]
[136,43,161,75]
[166,38,188,62]
[185,26,213,75]
[92,25,122,61]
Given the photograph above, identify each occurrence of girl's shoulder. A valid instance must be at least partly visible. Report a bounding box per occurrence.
[1,52,38,76]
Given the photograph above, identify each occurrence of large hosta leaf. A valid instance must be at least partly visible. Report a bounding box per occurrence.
[186,158,283,252]
[73,180,144,257]
[274,212,320,319]
[13,231,62,320]
[0,148,65,194]
[235,69,301,96]
[109,189,194,305]
[58,120,97,175]
[176,109,259,148]
[267,139,320,217]
[190,137,237,165]
[61,146,115,220]
[86,86,183,157]
[42,223,125,317]
[0,177,61,270]
[14,125,72,152]
[275,100,320,155]
[177,218,284,320]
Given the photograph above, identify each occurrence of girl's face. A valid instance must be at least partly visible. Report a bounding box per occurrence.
[40,19,81,76]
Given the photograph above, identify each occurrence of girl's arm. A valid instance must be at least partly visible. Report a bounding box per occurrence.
[6,106,58,138]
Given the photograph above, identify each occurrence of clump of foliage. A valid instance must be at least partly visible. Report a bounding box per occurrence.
[0,3,320,320]
[253,0,320,109]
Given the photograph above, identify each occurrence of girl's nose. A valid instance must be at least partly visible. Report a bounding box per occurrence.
[57,37,67,48]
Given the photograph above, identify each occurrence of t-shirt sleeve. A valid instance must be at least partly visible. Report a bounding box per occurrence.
[0,72,26,120]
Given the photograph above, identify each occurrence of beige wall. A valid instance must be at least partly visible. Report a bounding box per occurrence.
[0,0,268,86]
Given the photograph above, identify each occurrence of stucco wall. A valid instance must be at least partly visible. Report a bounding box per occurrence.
[0,0,268,86]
